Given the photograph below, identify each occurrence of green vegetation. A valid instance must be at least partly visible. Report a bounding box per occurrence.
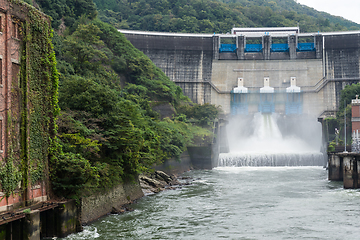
[91,0,359,33]
[324,84,360,151]
[36,0,97,29]
[220,0,360,31]
[39,12,218,197]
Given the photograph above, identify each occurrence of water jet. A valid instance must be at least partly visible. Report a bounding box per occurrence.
[220,78,325,167]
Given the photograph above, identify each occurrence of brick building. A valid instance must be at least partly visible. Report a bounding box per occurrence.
[352,96,360,133]
[0,0,50,212]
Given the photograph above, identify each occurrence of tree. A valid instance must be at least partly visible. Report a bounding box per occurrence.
[63,23,108,74]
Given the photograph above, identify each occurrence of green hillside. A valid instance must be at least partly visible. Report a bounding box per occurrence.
[92,0,359,33]
[221,0,359,30]
[31,0,218,199]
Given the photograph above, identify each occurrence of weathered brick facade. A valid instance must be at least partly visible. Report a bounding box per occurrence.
[0,0,48,212]
[352,96,360,133]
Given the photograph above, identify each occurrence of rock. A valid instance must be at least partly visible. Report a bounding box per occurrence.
[154,170,172,183]
[111,207,125,214]
[139,172,187,195]
[142,188,155,196]
[139,175,165,189]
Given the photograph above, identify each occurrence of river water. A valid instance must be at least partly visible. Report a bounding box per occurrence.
[63,167,360,240]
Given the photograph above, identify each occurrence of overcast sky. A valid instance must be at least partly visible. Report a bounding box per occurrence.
[296,0,360,24]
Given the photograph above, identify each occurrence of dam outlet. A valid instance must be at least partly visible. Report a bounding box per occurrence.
[219,112,325,167]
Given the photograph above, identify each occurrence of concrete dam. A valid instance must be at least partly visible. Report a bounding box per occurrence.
[121,27,360,119]
[121,27,360,167]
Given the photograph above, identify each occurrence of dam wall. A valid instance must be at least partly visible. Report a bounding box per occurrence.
[121,29,360,118]
[122,30,214,104]
[324,33,360,111]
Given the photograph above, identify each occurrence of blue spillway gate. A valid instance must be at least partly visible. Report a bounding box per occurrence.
[245,44,263,52]
[271,43,289,52]
[297,42,315,52]
[219,44,237,53]
[220,43,315,53]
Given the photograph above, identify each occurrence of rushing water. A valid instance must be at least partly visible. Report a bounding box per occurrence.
[219,152,325,166]
[63,167,360,240]
[221,113,325,166]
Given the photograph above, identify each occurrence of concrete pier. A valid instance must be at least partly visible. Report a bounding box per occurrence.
[56,201,79,238]
[0,200,78,240]
[328,154,343,181]
[25,210,40,240]
[328,153,360,189]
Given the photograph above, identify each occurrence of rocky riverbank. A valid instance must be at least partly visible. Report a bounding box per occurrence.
[139,170,192,195]
[110,171,194,215]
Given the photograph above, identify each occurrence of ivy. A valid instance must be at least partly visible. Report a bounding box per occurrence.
[0,153,21,199]
[0,0,60,199]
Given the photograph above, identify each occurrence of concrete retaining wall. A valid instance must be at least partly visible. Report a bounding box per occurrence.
[187,145,218,169]
[155,151,192,175]
[80,181,143,224]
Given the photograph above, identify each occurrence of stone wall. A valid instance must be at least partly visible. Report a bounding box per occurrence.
[80,181,144,224]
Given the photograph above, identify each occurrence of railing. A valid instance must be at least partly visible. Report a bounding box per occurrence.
[245,44,262,52]
[297,42,315,52]
[219,44,237,53]
[271,43,289,52]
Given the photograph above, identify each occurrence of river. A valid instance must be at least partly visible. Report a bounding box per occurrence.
[63,167,360,240]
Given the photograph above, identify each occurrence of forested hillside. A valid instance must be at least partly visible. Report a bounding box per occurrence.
[92,0,359,33]
[32,0,218,199]
[220,0,359,30]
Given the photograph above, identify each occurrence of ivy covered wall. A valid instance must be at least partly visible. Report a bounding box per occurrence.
[0,0,59,206]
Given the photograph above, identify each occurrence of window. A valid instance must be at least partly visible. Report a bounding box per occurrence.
[0,59,2,84]
[12,21,19,39]
[12,62,20,87]
[0,120,2,151]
